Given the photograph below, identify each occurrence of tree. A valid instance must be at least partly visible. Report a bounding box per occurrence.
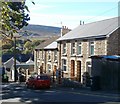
[0,1,34,38]
[24,41,32,50]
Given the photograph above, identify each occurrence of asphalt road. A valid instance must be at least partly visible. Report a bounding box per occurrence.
[1,83,120,104]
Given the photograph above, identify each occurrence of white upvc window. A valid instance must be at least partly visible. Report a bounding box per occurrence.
[62,59,67,71]
[48,51,51,61]
[89,41,94,56]
[37,51,40,59]
[71,42,75,55]
[62,43,66,54]
[54,50,57,61]
[48,64,51,73]
[42,50,44,59]
[77,42,82,55]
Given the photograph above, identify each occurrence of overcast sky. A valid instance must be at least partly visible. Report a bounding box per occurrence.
[26,0,119,29]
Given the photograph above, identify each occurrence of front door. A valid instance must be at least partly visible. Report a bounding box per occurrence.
[77,61,81,82]
[71,60,75,80]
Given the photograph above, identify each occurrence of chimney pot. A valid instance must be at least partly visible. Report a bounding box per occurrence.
[83,21,84,25]
[80,20,82,25]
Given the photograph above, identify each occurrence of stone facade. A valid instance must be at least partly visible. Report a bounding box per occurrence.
[46,50,58,75]
[34,27,70,75]
[107,28,120,55]
[34,21,119,84]
[58,30,119,82]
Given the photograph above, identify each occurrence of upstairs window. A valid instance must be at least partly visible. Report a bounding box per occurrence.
[54,50,57,61]
[48,51,51,61]
[42,50,44,59]
[63,43,66,54]
[77,42,82,55]
[89,41,94,56]
[71,42,75,55]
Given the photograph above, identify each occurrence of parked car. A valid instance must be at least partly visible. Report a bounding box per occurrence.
[26,74,51,89]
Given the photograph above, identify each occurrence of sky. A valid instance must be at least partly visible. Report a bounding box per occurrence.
[25,0,119,29]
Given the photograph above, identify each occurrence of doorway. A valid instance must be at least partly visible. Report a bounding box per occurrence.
[77,61,81,82]
[71,60,75,80]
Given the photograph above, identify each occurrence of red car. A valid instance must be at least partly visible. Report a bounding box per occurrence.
[26,74,51,89]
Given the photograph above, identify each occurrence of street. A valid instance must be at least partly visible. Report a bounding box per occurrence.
[1,83,120,104]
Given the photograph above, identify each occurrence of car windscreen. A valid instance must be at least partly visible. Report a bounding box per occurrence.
[37,76,50,80]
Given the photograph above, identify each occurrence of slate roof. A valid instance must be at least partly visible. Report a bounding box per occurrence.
[57,17,119,41]
[91,55,120,61]
[44,41,57,50]
[35,36,60,50]
[3,57,20,68]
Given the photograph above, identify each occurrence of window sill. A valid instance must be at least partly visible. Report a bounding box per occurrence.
[54,60,58,63]
[62,53,67,56]
[76,54,83,57]
[88,55,95,58]
[71,54,76,57]
[48,59,51,62]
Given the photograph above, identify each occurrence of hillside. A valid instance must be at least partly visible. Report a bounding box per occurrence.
[19,24,61,37]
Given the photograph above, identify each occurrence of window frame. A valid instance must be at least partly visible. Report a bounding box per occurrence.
[62,59,67,71]
[89,41,94,56]
[54,50,57,62]
[48,51,51,61]
[71,42,76,55]
[62,43,66,54]
[77,42,82,55]
[42,50,44,60]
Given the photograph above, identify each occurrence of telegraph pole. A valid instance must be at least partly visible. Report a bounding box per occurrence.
[14,36,17,82]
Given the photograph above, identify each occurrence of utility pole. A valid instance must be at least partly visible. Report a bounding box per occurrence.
[14,36,17,82]
[13,34,21,82]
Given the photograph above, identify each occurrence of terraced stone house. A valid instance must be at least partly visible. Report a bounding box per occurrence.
[34,36,59,75]
[57,17,120,82]
[34,26,71,75]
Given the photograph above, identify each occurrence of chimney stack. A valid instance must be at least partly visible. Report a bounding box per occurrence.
[61,26,71,37]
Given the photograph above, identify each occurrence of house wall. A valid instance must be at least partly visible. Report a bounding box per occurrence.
[45,50,58,75]
[107,28,120,55]
[59,38,107,82]
[35,49,58,75]
[34,50,37,72]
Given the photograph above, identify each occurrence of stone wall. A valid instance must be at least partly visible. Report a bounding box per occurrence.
[107,28,120,55]
[59,38,108,82]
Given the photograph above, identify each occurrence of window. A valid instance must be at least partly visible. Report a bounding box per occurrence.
[48,51,51,61]
[86,61,91,76]
[54,50,57,61]
[37,51,40,59]
[48,64,51,73]
[63,43,66,54]
[42,51,44,59]
[89,41,94,56]
[77,42,82,55]
[71,43,75,55]
[62,59,67,71]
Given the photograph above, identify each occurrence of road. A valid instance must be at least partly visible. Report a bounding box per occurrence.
[1,83,120,104]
